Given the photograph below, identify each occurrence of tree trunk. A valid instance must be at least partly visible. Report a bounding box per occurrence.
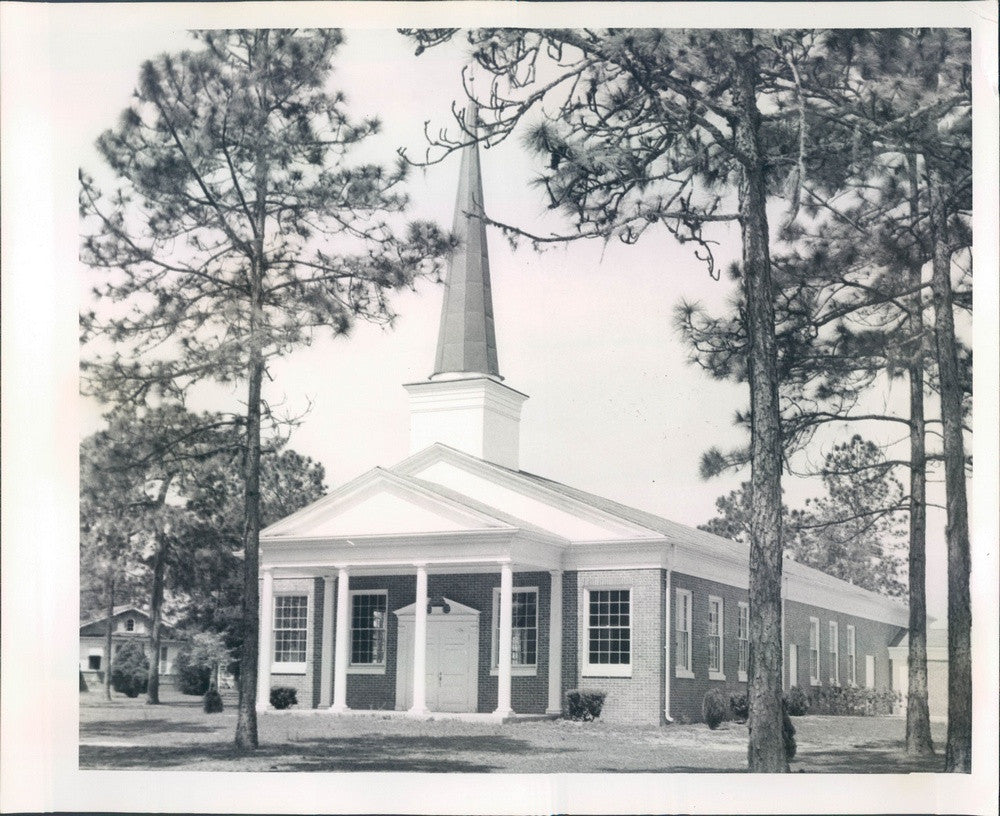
[146,532,167,705]
[929,166,971,773]
[732,30,787,773]
[104,568,115,701]
[904,155,934,755]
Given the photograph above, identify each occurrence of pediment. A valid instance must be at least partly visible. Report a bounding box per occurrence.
[393,597,480,619]
[262,468,512,540]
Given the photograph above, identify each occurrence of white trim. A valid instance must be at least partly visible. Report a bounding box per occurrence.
[707,595,725,681]
[271,592,309,670]
[809,617,821,686]
[348,589,388,673]
[674,588,693,678]
[846,624,857,687]
[865,654,877,689]
[580,585,633,678]
[271,663,306,675]
[490,586,538,677]
[737,601,750,683]
[828,620,840,685]
[663,570,673,721]
[788,643,799,688]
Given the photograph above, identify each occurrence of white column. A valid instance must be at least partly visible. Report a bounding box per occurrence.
[495,563,513,717]
[663,570,673,722]
[319,575,335,707]
[781,575,788,691]
[410,565,429,714]
[546,569,563,715]
[255,569,274,711]
[330,567,350,712]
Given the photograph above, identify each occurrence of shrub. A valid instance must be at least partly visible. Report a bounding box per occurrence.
[270,686,298,710]
[783,709,797,761]
[203,685,224,713]
[702,688,729,730]
[111,641,149,697]
[783,686,809,716]
[564,689,607,721]
[729,692,749,723]
[174,633,229,696]
[79,670,89,692]
[804,685,900,716]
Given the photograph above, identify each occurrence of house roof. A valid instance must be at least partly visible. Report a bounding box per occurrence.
[79,606,149,630]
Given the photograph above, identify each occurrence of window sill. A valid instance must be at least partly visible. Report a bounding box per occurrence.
[348,664,386,675]
[738,671,748,683]
[490,666,537,677]
[271,663,306,675]
[674,668,695,679]
[583,665,632,678]
[810,679,821,687]
[708,671,726,682]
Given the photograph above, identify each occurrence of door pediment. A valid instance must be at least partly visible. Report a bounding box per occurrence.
[393,597,480,620]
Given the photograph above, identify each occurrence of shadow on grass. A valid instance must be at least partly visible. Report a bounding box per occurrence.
[82,718,224,738]
[79,733,562,772]
[795,738,946,774]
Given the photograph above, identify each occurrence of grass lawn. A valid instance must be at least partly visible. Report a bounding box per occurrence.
[79,688,947,773]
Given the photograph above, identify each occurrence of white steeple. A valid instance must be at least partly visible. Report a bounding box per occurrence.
[404,102,527,470]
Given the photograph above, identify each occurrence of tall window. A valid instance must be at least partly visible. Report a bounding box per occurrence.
[708,596,724,679]
[125,617,135,632]
[828,621,840,684]
[492,587,538,672]
[809,617,820,685]
[675,589,693,676]
[846,625,857,686]
[273,595,308,665]
[585,588,631,676]
[737,602,750,681]
[788,644,798,688]
[350,591,387,666]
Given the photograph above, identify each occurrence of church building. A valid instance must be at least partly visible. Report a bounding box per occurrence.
[256,107,908,724]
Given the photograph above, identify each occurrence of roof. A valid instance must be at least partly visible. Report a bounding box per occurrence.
[432,101,500,379]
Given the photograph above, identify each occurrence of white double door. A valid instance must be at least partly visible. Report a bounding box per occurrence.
[394,600,479,713]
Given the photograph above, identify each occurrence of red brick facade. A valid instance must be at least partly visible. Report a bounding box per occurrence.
[265,568,904,723]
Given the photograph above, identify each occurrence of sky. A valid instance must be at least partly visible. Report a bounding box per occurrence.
[66,25,959,615]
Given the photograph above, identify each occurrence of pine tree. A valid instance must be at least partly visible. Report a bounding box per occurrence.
[80,29,450,748]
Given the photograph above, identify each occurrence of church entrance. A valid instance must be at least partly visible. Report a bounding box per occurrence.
[394,598,479,713]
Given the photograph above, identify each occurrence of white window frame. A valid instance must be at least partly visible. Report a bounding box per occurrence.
[348,589,388,674]
[809,617,821,685]
[272,593,308,674]
[846,625,857,686]
[828,620,840,685]
[788,643,799,688]
[674,589,694,678]
[708,596,725,681]
[491,586,538,677]
[582,587,632,678]
[865,654,876,689]
[737,601,750,682]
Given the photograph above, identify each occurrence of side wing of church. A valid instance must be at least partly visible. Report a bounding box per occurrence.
[256,104,908,724]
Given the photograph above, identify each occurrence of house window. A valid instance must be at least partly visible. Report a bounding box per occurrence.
[491,587,538,675]
[88,655,102,671]
[160,645,168,671]
[788,644,798,688]
[708,596,725,680]
[865,654,876,689]
[846,625,857,686]
[273,595,308,669]
[737,602,750,682]
[350,591,387,668]
[674,589,693,677]
[809,617,820,685]
[828,621,840,685]
[584,588,631,677]
[125,618,135,632]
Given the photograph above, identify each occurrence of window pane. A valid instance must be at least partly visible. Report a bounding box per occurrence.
[588,589,630,668]
[273,596,307,662]
[351,593,387,665]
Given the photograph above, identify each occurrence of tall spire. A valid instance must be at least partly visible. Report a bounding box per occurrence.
[432,100,501,379]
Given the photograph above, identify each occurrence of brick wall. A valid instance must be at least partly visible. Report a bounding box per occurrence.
[784,598,904,694]
[669,572,749,723]
[566,569,665,726]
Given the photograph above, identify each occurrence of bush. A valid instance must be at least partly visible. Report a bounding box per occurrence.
[111,641,149,697]
[174,633,230,696]
[702,688,729,730]
[270,686,298,710]
[203,685,224,713]
[729,692,749,723]
[783,709,797,761]
[804,685,899,716]
[564,689,607,721]
[783,686,809,716]
[79,670,89,692]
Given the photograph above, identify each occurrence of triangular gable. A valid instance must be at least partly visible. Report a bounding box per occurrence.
[261,467,514,540]
[392,597,480,618]
[393,444,666,543]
